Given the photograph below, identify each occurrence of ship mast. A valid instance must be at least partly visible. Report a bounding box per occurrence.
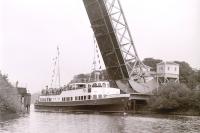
[50,46,61,88]
[89,36,102,82]
[57,46,61,88]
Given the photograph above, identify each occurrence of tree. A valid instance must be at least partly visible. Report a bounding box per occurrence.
[142,58,162,71]
[196,70,200,82]
[175,61,199,89]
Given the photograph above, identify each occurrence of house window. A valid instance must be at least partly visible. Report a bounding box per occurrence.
[175,67,177,71]
[168,67,170,70]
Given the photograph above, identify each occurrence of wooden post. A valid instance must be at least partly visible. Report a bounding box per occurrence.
[133,100,136,114]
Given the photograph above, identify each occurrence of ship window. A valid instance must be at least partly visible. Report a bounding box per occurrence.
[79,96,81,100]
[98,83,102,87]
[81,96,83,100]
[93,95,97,100]
[88,88,91,93]
[88,95,91,100]
[98,94,102,99]
[107,83,110,87]
[102,83,106,87]
[88,84,91,88]
[84,96,86,100]
[175,67,177,71]
[168,67,170,70]
[77,84,86,89]
[92,83,97,87]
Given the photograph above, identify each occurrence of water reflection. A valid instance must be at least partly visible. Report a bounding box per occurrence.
[0,106,200,133]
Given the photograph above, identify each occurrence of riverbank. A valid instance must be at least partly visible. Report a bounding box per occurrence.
[134,105,200,117]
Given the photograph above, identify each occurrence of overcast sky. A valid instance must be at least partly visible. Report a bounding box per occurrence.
[0,0,199,93]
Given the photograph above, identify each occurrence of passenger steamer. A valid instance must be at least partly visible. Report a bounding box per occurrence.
[34,80,134,113]
[34,46,134,113]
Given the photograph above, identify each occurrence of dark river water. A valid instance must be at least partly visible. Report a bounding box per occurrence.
[0,106,200,133]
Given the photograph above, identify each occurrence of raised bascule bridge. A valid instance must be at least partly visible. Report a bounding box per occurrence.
[83,0,158,99]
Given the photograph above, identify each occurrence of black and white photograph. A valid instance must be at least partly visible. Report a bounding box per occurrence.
[0,0,200,133]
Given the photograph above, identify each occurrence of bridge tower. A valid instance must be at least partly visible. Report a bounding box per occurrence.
[83,0,156,93]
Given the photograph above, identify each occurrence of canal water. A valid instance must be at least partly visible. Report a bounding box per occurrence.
[0,106,200,133]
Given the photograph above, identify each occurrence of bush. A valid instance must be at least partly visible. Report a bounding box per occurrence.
[148,83,194,112]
